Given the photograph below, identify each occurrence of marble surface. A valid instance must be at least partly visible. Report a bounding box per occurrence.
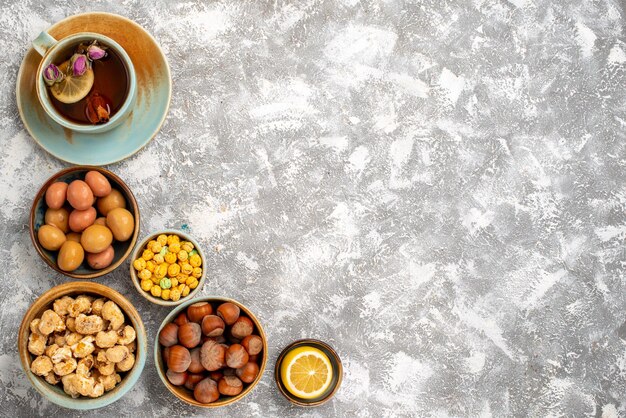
[1,0,626,416]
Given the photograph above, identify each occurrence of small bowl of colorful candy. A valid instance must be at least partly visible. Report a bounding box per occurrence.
[130,230,207,306]
[29,166,140,279]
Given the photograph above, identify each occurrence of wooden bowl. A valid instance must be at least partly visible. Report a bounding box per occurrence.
[129,230,207,306]
[17,281,147,410]
[154,296,267,407]
[274,339,343,407]
[29,166,140,279]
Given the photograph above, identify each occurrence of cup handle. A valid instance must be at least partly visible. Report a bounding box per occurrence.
[32,31,58,56]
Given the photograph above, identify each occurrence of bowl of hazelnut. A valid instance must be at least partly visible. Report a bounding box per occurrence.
[29,166,140,279]
[155,297,267,407]
[17,281,147,410]
[130,230,207,306]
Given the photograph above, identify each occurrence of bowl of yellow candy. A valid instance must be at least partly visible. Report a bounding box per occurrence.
[130,230,206,306]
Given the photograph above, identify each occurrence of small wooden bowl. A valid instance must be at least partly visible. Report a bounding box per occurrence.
[18,281,147,410]
[275,339,343,407]
[29,166,140,279]
[129,229,207,306]
[154,296,267,407]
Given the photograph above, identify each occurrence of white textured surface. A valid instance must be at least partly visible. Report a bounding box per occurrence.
[1,0,626,416]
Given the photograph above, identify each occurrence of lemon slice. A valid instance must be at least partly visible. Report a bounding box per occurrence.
[280,346,333,399]
[49,60,94,104]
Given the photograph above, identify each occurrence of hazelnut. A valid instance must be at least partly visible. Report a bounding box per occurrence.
[166,369,188,386]
[201,315,225,337]
[200,340,226,371]
[162,346,171,364]
[194,378,219,404]
[225,344,249,369]
[158,323,179,347]
[248,354,259,363]
[209,370,223,381]
[167,345,191,373]
[187,302,213,323]
[184,373,205,390]
[188,348,205,374]
[230,316,254,339]
[174,312,189,326]
[241,335,263,356]
[218,376,243,396]
[236,362,259,383]
[178,322,202,348]
[217,303,240,325]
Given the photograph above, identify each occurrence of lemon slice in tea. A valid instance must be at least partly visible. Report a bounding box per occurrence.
[280,346,333,399]
[49,60,94,104]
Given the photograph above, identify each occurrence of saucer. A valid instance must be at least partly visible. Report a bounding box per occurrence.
[16,12,171,165]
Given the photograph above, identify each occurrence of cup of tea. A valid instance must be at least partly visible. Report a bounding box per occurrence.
[33,31,137,133]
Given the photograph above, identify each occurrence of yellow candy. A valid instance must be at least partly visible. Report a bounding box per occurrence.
[177,275,188,284]
[142,249,154,261]
[177,283,185,292]
[133,258,146,271]
[192,267,202,279]
[146,240,158,252]
[138,269,152,280]
[181,242,194,252]
[167,235,180,246]
[146,260,156,273]
[140,279,153,291]
[157,234,168,246]
[161,289,171,301]
[170,288,181,302]
[153,254,165,264]
[151,276,160,284]
[152,242,162,253]
[189,254,202,267]
[181,263,193,275]
[188,278,198,289]
[150,286,162,297]
[169,242,181,253]
[177,250,188,262]
[154,264,167,279]
[164,252,177,264]
[171,278,179,287]
[167,263,180,277]
[181,285,190,297]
